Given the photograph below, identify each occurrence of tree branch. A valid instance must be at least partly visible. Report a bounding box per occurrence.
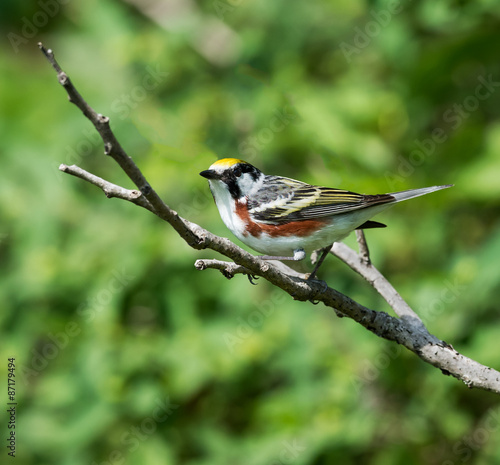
[331,242,422,323]
[194,258,308,281]
[40,43,500,395]
[195,259,254,279]
[38,43,200,249]
[59,164,156,212]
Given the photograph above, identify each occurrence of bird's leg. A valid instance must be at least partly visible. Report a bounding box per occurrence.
[308,243,333,280]
[258,248,306,262]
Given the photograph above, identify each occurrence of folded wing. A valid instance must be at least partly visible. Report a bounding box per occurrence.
[249,180,395,224]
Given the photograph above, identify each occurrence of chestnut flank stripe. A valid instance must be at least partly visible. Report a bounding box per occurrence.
[236,200,327,238]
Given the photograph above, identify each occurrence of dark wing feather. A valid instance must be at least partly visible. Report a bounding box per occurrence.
[248,177,395,224]
[357,220,387,229]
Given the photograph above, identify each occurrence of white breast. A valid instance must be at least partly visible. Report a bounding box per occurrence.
[208,180,247,240]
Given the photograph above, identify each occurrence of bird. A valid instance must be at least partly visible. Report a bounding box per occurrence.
[200,158,452,279]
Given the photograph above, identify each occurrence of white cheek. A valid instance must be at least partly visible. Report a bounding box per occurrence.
[208,180,246,237]
[238,172,264,197]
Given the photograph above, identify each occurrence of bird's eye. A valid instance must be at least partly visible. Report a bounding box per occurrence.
[233,166,242,178]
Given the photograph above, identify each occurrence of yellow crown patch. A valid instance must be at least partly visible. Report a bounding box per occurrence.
[210,158,246,170]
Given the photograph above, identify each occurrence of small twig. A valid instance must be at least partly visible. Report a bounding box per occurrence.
[195,259,253,279]
[39,44,100,125]
[59,164,156,212]
[195,258,308,280]
[355,230,371,265]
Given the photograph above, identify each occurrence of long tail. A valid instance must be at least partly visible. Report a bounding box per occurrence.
[389,184,453,203]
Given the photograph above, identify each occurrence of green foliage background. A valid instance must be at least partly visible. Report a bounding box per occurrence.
[1,0,500,463]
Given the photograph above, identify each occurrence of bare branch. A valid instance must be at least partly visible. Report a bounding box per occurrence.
[38,42,199,248]
[40,43,500,395]
[331,242,422,324]
[195,259,253,279]
[59,164,156,212]
[195,258,308,280]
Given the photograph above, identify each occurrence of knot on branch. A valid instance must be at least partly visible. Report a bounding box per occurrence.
[192,231,208,249]
[140,184,152,196]
[194,259,208,271]
[97,114,109,124]
[104,142,112,155]
[58,72,68,86]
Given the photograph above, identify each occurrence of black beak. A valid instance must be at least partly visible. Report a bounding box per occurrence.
[200,169,219,180]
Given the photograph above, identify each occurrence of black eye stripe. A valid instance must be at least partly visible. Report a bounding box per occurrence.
[225,177,241,198]
[234,163,260,181]
[221,163,262,199]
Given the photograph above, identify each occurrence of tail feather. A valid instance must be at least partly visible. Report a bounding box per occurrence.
[389,184,453,203]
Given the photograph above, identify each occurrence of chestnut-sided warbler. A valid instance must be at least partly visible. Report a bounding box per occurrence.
[200,158,452,277]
